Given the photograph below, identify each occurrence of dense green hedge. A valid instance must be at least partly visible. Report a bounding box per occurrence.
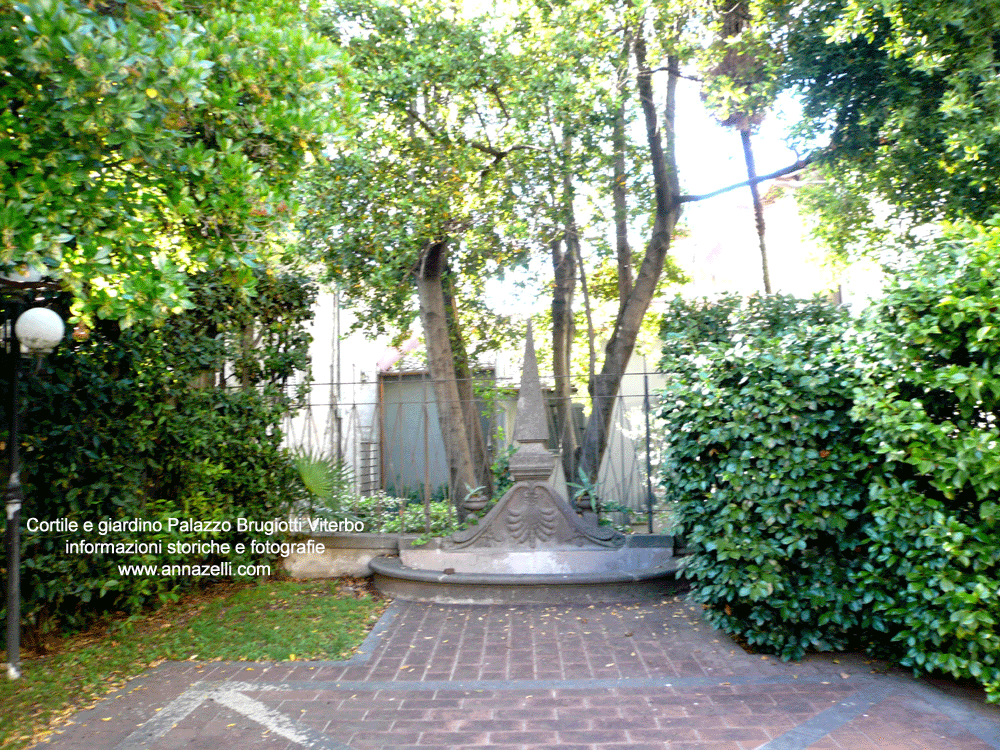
[3,270,316,636]
[660,295,873,659]
[852,222,1000,700]
[660,222,1000,700]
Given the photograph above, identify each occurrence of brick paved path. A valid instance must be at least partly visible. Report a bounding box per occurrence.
[34,596,1000,750]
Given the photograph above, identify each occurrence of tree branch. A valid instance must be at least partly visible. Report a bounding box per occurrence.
[488,85,511,123]
[678,151,823,204]
[407,106,542,159]
[650,66,702,82]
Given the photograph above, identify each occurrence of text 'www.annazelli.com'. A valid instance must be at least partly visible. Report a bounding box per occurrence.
[116,563,272,577]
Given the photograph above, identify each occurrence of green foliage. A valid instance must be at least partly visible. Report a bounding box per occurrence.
[792,167,896,263]
[349,493,459,536]
[852,221,1000,701]
[161,579,383,662]
[298,0,531,338]
[660,227,1000,700]
[0,579,384,750]
[291,449,355,514]
[569,466,602,514]
[659,294,873,659]
[658,294,743,367]
[779,0,1000,248]
[696,0,784,129]
[0,0,353,324]
[489,440,517,501]
[5,269,316,635]
[589,254,688,304]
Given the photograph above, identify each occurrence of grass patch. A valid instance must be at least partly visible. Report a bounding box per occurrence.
[0,578,387,749]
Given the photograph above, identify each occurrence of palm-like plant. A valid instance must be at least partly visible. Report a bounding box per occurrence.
[290,448,355,513]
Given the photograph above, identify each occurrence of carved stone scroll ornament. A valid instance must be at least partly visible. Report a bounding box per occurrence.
[443,481,623,550]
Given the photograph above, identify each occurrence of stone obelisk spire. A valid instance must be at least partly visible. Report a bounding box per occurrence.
[508,324,555,483]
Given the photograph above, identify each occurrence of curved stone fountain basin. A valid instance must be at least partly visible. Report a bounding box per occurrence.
[399,534,676,575]
[369,535,682,604]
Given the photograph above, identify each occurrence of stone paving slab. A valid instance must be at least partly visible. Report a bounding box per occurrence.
[32,596,1000,750]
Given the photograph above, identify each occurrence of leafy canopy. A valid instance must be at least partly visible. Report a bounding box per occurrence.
[1,0,353,324]
[777,0,1000,252]
[299,0,534,343]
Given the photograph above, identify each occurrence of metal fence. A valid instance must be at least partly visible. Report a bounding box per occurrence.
[280,369,670,529]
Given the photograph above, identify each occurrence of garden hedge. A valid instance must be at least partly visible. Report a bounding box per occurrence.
[2,269,316,637]
[659,294,873,659]
[660,221,1000,701]
[852,221,1000,701]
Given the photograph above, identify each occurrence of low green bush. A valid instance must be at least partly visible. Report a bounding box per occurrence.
[349,493,459,535]
[659,294,873,659]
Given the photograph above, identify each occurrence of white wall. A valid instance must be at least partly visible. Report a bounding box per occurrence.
[284,289,386,494]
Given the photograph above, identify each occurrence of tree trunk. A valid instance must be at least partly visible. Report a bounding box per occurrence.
[416,239,480,514]
[561,149,597,413]
[443,271,493,496]
[551,234,577,482]
[613,40,634,314]
[239,322,255,390]
[577,27,683,483]
[740,128,772,294]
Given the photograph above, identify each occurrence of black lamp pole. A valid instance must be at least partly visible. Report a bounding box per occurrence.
[4,325,22,679]
[1,277,63,680]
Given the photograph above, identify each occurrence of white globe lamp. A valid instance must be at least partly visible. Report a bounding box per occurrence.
[14,307,65,355]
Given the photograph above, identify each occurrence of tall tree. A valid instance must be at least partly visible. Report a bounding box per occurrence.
[574,0,687,482]
[699,0,782,293]
[500,0,619,482]
[301,0,536,510]
[303,0,821,496]
[501,0,691,486]
[539,0,794,482]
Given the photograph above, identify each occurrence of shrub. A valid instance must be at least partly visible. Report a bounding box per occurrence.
[4,269,316,636]
[291,450,357,516]
[349,493,459,535]
[852,221,1000,701]
[659,295,873,659]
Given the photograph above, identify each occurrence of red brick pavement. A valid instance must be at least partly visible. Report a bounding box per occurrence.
[31,597,1000,750]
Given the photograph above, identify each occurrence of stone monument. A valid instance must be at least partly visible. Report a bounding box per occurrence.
[369,328,679,603]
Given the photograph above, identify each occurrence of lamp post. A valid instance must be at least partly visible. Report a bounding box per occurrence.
[1,270,64,680]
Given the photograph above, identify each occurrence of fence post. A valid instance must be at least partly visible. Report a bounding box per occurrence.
[644,365,654,534]
[378,374,386,493]
[422,378,431,534]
